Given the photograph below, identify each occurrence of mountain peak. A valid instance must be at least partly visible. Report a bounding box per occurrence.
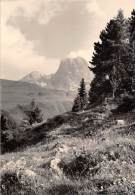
[21,71,49,87]
[49,57,93,91]
[21,71,42,80]
[20,57,93,91]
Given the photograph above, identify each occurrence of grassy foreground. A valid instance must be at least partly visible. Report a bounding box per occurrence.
[0,107,135,195]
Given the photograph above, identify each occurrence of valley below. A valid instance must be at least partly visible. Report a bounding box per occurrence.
[0,79,75,124]
[0,57,92,124]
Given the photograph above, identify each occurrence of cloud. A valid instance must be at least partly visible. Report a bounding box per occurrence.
[1,0,62,25]
[1,22,59,79]
[1,0,60,80]
[1,0,135,80]
[7,0,94,59]
[86,0,104,16]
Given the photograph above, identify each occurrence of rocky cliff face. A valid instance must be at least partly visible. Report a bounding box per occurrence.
[48,57,93,91]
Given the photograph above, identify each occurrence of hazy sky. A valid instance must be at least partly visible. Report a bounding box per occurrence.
[1,0,135,80]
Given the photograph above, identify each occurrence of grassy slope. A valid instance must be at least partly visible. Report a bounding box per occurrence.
[0,107,135,194]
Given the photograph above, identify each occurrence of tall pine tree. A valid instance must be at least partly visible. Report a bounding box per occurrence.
[89,10,130,104]
[72,95,81,112]
[78,78,87,109]
[129,10,135,92]
[129,9,135,44]
[72,78,87,112]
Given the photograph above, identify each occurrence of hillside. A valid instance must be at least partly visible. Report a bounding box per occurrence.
[1,79,75,123]
[1,7,135,195]
[1,105,135,194]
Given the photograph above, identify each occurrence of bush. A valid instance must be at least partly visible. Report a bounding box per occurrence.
[113,95,135,113]
[0,171,36,195]
[0,110,16,130]
[25,100,43,125]
[0,110,17,153]
[1,172,22,195]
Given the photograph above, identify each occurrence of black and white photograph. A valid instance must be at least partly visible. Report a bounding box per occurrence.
[0,0,135,194]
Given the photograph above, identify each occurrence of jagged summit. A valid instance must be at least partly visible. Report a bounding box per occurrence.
[48,57,93,91]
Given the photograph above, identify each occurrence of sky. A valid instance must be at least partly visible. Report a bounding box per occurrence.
[1,0,135,80]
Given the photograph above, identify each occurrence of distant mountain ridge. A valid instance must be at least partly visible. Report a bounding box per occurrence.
[1,79,75,124]
[21,71,53,87]
[20,57,93,91]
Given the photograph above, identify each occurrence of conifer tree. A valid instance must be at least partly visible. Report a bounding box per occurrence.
[89,10,130,104]
[129,10,135,92]
[78,78,87,109]
[34,106,43,123]
[72,95,81,112]
[129,9,135,44]
[72,78,87,112]
[26,100,43,125]
[30,99,36,110]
